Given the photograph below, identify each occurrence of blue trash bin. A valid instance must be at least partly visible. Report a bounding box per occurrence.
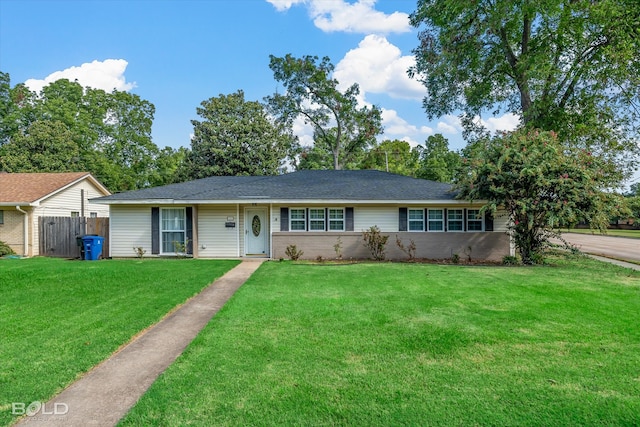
[82,235,104,260]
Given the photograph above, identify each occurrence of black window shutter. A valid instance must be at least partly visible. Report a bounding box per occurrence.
[186,207,193,254]
[485,212,494,231]
[424,208,428,232]
[151,207,160,254]
[306,208,309,231]
[463,208,467,232]
[399,207,408,231]
[444,208,448,232]
[325,208,329,231]
[345,207,354,231]
[280,207,289,231]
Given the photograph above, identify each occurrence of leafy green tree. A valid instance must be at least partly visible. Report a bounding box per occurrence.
[0,120,81,172]
[360,139,420,176]
[266,54,383,170]
[181,90,296,179]
[410,0,640,183]
[416,134,461,182]
[457,130,627,264]
[0,74,163,191]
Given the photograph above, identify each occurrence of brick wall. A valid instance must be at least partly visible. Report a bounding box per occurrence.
[272,231,510,262]
[0,209,27,255]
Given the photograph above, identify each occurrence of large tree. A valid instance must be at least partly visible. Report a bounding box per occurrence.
[0,74,169,191]
[359,139,420,176]
[458,129,627,264]
[181,90,296,179]
[266,54,383,170]
[0,120,81,172]
[416,133,461,182]
[410,0,640,183]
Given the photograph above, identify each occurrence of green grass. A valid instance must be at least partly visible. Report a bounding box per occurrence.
[120,256,640,426]
[0,257,239,426]
[559,228,640,239]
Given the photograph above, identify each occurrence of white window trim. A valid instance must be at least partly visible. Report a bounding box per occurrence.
[466,209,484,232]
[427,208,444,232]
[447,209,464,232]
[408,208,425,232]
[309,208,326,231]
[328,208,345,231]
[160,207,186,255]
[289,208,307,231]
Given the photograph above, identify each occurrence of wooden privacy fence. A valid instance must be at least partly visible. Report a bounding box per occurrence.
[39,216,110,258]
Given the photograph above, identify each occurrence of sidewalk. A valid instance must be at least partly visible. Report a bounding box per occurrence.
[15,259,266,427]
[587,254,640,271]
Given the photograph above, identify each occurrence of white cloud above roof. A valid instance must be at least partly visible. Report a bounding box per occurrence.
[382,108,433,147]
[267,0,410,34]
[24,59,136,94]
[334,35,426,102]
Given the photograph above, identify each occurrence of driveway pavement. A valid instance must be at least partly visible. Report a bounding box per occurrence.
[555,233,640,263]
[15,259,266,427]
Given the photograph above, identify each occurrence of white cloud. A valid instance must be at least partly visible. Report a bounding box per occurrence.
[334,35,426,102]
[436,115,463,135]
[268,0,410,34]
[480,113,521,133]
[381,108,432,147]
[24,59,136,94]
[292,115,315,147]
[265,0,305,12]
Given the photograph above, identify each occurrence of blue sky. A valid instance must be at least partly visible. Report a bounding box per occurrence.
[0,0,547,154]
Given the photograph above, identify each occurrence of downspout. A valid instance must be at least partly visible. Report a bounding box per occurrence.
[15,206,29,257]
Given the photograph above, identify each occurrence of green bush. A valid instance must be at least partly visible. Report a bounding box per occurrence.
[0,240,16,257]
[502,255,519,265]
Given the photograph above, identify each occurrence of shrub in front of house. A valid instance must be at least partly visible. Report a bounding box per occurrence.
[0,240,15,257]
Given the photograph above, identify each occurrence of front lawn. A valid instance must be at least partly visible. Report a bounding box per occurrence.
[0,257,239,426]
[121,256,640,426]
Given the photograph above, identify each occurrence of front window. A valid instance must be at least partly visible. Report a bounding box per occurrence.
[467,209,483,231]
[161,208,186,253]
[448,209,464,231]
[71,211,79,218]
[309,208,326,231]
[0,210,4,224]
[290,208,306,231]
[408,209,425,231]
[90,212,98,218]
[329,208,345,231]
[427,209,444,231]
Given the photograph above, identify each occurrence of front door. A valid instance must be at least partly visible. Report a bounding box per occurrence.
[246,208,268,256]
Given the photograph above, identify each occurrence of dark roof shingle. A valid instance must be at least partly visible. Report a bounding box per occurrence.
[95,170,457,202]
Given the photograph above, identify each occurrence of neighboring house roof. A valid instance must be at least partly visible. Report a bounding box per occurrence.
[0,172,111,206]
[94,170,459,204]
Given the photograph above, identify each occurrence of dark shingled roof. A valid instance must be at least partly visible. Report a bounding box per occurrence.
[94,170,458,202]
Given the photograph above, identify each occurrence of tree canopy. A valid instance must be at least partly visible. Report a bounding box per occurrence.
[457,129,626,264]
[0,73,181,191]
[415,133,461,182]
[266,54,383,170]
[410,0,640,184]
[180,90,296,179]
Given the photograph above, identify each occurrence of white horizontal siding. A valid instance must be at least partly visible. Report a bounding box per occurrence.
[354,207,398,232]
[493,208,510,232]
[198,206,239,257]
[109,206,152,257]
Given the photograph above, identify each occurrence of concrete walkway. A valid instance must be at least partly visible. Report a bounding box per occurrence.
[586,254,640,271]
[15,259,266,427]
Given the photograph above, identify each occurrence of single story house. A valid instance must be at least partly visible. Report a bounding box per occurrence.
[93,170,511,261]
[0,172,111,256]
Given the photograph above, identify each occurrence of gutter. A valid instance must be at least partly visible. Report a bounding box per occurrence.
[15,206,29,257]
